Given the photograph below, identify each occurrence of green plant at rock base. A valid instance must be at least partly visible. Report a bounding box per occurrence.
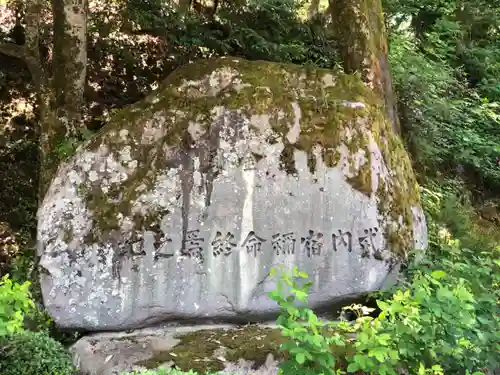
[340,183,499,375]
[335,303,400,375]
[268,238,498,375]
[268,265,346,375]
[0,274,35,336]
[391,246,499,373]
[0,330,76,375]
[342,268,490,375]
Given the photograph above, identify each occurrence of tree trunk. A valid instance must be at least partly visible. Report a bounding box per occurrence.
[329,0,400,134]
[0,0,87,195]
[39,0,87,195]
[23,0,53,198]
[51,0,87,137]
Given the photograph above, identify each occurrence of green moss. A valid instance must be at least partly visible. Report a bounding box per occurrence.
[346,165,372,197]
[369,110,421,255]
[63,226,73,243]
[77,57,421,257]
[134,325,353,374]
[135,326,285,373]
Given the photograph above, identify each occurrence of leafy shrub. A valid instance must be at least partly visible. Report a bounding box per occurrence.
[343,260,497,374]
[267,266,344,375]
[268,231,499,375]
[0,274,34,335]
[268,266,446,375]
[0,330,76,375]
[0,222,21,276]
[400,185,500,373]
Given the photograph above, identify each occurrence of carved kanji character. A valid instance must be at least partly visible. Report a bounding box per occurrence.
[153,234,174,261]
[242,231,266,257]
[211,231,237,257]
[272,232,296,255]
[332,229,353,252]
[301,230,324,257]
[358,227,380,258]
[181,229,205,260]
[119,233,145,260]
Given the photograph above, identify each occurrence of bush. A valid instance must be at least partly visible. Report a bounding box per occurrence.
[0,274,34,335]
[267,266,344,375]
[0,330,76,375]
[268,234,499,375]
[343,247,499,374]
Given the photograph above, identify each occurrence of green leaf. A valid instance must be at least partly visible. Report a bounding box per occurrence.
[347,362,360,373]
[376,300,390,311]
[295,352,306,364]
[368,347,388,362]
[431,270,447,280]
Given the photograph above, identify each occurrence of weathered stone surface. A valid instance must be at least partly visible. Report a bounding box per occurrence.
[71,324,282,375]
[37,57,427,330]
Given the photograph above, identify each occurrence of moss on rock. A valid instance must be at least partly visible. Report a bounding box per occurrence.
[73,57,421,257]
[134,325,353,374]
[135,326,284,373]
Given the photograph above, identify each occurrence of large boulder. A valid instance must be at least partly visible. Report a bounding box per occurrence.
[37,57,427,331]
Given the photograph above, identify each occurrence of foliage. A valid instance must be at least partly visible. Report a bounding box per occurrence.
[383,0,500,195]
[384,0,500,100]
[0,222,21,275]
[268,205,499,375]
[0,330,76,375]
[413,183,500,371]
[389,30,500,193]
[341,183,499,374]
[0,274,34,335]
[267,265,345,375]
[124,0,337,69]
[268,267,446,375]
[0,116,39,274]
[344,256,497,374]
[346,183,499,374]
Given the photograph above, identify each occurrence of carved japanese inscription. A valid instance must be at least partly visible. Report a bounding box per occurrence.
[111,225,384,268]
[301,230,324,257]
[358,227,379,259]
[332,229,353,252]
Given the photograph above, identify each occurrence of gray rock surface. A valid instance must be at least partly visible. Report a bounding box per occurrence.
[71,324,281,375]
[38,57,427,331]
